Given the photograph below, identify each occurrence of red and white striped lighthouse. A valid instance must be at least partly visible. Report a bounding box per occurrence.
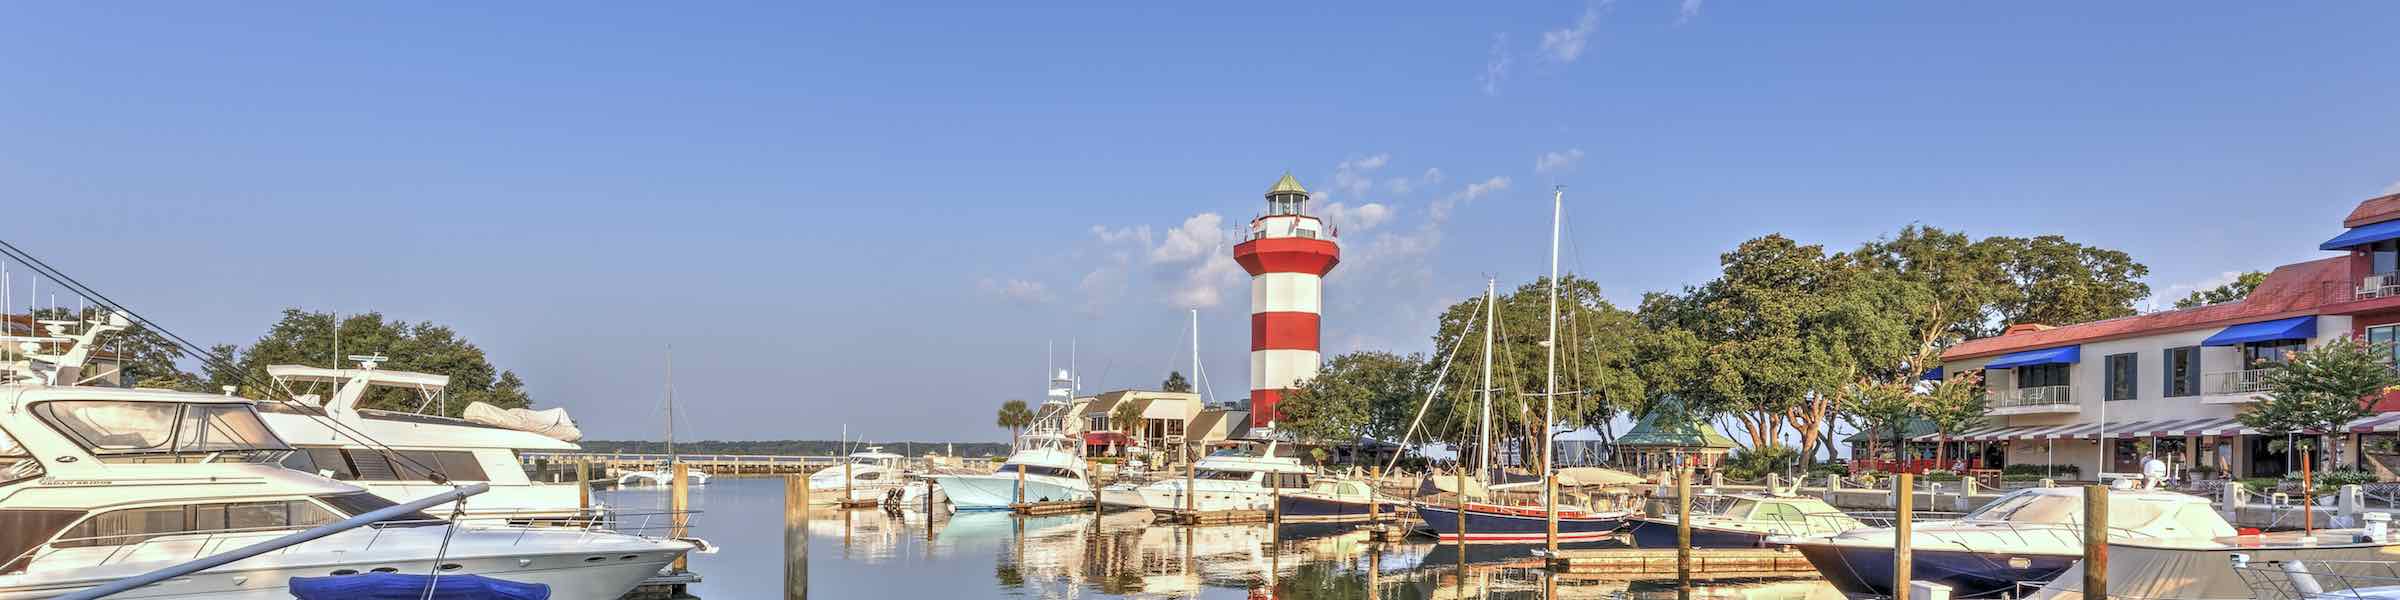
[1232,173,1340,429]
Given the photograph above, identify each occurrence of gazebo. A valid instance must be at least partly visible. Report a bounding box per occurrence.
[1615,403,1738,474]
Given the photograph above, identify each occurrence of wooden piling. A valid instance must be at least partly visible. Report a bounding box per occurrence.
[785,474,808,600]
[1017,462,1029,505]
[2084,484,2108,600]
[1183,443,1196,516]
[576,460,591,511]
[844,461,854,507]
[1894,472,1913,600]
[1677,466,1692,587]
[1366,466,1380,525]
[671,462,691,571]
[1456,464,1470,544]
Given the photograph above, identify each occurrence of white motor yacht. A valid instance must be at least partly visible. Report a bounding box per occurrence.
[257,360,590,525]
[1784,485,2235,599]
[930,438,1091,510]
[1132,442,1311,514]
[808,446,909,505]
[0,375,697,599]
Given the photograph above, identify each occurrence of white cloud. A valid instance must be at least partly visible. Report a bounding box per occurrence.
[1677,0,1703,24]
[2384,179,2400,195]
[976,278,1052,305]
[1328,153,1392,199]
[1150,213,1225,264]
[1384,178,1413,194]
[1479,33,1512,96]
[1090,224,1152,246]
[1321,202,1395,233]
[1421,168,1445,185]
[1540,3,1605,63]
[1534,148,1586,174]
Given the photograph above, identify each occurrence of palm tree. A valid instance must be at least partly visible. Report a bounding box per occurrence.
[1111,400,1145,451]
[995,399,1035,445]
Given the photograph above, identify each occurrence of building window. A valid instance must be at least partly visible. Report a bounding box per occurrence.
[2165,346,2201,397]
[2017,363,2070,388]
[2243,339,2308,368]
[2105,353,2137,401]
[2371,325,2400,366]
[2375,240,2400,275]
[1088,415,1107,432]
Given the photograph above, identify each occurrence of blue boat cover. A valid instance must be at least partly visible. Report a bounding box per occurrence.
[1983,346,2080,369]
[288,573,550,600]
[2201,315,2317,347]
[2321,219,2400,250]
[1921,366,1944,381]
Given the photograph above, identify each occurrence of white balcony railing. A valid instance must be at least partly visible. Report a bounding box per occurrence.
[2359,272,2400,300]
[2206,369,2273,397]
[1987,384,2077,410]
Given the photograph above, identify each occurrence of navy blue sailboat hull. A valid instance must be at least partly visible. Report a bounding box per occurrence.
[1275,493,1404,524]
[1789,541,2078,599]
[1412,503,1625,543]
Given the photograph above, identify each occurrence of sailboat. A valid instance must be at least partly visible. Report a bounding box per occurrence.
[619,350,709,487]
[1413,188,1632,544]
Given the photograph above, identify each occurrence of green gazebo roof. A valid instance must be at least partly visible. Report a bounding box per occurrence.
[1266,172,1309,197]
[1618,404,1738,449]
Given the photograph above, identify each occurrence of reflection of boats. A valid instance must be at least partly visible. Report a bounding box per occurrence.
[0,323,694,599]
[1629,493,1860,549]
[259,359,589,524]
[1786,486,2233,598]
[1276,477,1409,524]
[1415,501,1629,544]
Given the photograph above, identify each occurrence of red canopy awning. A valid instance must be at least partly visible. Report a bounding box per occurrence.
[1084,431,1130,445]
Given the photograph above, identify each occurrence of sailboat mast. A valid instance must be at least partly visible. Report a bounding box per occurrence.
[665,348,677,464]
[1478,278,1495,478]
[1543,186,1563,552]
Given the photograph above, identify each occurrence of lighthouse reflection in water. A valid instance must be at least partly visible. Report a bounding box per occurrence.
[600,477,1843,599]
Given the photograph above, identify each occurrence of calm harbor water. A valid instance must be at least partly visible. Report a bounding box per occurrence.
[600,477,1846,599]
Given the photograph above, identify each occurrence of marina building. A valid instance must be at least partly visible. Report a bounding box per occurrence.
[1066,389,1248,456]
[1931,192,2400,480]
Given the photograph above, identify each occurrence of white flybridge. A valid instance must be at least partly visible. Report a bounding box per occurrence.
[256,358,592,524]
[0,312,699,599]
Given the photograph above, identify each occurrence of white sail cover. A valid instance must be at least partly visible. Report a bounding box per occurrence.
[462,402,583,442]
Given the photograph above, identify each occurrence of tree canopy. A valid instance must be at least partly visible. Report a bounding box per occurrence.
[214,310,530,416]
[1161,370,1191,393]
[1422,276,1644,465]
[2174,271,2268,309]
[1276,351,1428,445]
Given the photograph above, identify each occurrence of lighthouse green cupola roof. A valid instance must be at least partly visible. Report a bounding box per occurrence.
[1265,172,1311,216]
[1266,172,1309,198]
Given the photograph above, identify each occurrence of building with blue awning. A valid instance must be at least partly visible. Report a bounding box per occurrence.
[2199,315,2317,347]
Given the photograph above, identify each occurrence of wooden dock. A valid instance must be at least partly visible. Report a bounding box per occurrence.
[1011,500,1094,515]
[1543,548,1814,578]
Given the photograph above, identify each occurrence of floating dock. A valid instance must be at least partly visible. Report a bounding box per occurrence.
[1543,548,1814,578]
[1159,509,1272,525]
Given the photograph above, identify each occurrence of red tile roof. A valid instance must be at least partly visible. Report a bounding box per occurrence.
[2344,192,2400,228]
[1942,257,2349,361]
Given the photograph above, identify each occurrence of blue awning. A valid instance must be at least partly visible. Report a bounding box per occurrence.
[2201,315,2317,347]
[2320,220,2400,250]
[1984,346,2081,369]
[1921,366,1944,381]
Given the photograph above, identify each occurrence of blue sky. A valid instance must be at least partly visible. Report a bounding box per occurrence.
[4,3,2396,443]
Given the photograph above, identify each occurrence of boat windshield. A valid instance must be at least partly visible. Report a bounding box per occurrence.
[1717,498,1759,519]
[1963,491,2080,524]
[33,401,290,461]
[0,429,38,484]
[1195,469,1254,481]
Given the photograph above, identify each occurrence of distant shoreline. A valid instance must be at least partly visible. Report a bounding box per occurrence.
[578,439,1014,458]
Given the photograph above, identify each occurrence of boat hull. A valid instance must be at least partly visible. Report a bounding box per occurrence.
[1274,493,1405,524]
[1627,518,1778,549]
[1412,504,1626,544]
[930,474,1089,510]
[1788,540,2078,598]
